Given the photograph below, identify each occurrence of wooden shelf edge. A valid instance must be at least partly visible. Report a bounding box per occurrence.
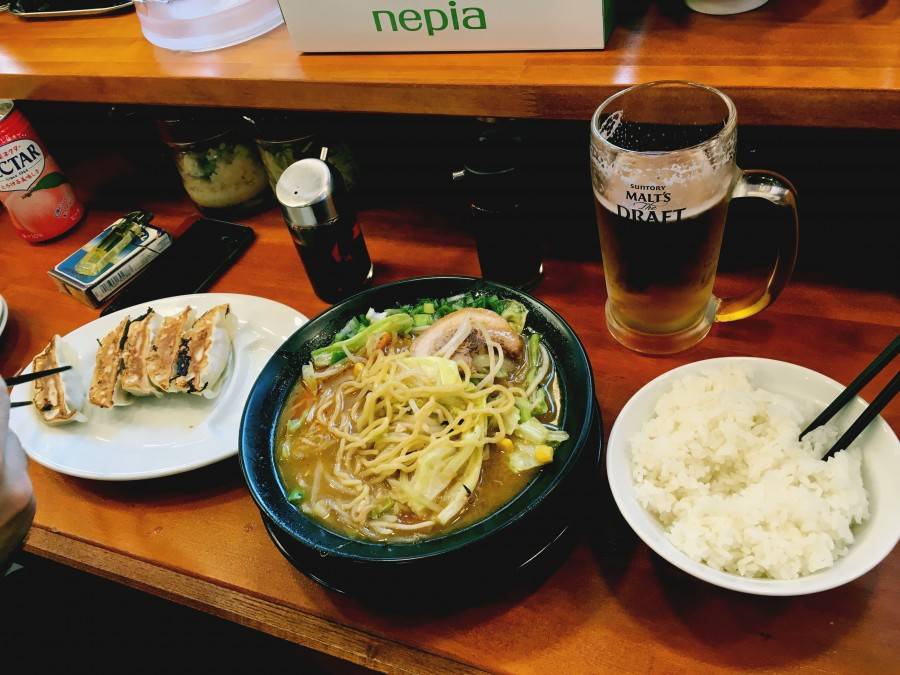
[7,73,900,127]
[23,527,486,675]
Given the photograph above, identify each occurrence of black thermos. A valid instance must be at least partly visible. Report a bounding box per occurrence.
[453,119,543,290]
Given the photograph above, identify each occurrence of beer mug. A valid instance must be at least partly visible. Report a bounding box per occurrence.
[590,81,799,354]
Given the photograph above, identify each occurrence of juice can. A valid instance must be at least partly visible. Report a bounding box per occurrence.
[0,100,84,242]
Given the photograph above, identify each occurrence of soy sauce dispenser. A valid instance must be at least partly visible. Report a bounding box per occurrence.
[276,156,373,302]
[452,118,543,290]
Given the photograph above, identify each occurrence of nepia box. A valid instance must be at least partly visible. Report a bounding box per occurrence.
[278,0,614,53]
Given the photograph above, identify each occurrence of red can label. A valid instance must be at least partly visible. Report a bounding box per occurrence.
[0,104,84,242]
[0,139,46,192]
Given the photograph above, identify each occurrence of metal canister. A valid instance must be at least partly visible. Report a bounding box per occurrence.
[276,158,373,302]
[0,100,84,243]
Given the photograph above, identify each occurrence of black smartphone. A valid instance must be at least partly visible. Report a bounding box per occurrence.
[100,218,255,316]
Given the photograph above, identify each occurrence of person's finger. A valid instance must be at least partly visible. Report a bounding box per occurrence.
[0,376,8,476]
[1,427,34,528]
[0,376,10,434]
[1,377,32,494]
[4,429,29,481]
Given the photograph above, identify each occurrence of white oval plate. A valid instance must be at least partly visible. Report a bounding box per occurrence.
[0,293,7,340]
[9,293,307,481]
[607,357,900,596]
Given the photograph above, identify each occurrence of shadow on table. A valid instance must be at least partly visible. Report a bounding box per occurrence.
[56,455,245,509]
[642,557,873,670]
[582,471,872,671]
[289,469,615,667]
[853,0,890,17]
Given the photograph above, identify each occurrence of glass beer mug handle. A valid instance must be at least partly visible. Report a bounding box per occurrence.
[715,170,800,323]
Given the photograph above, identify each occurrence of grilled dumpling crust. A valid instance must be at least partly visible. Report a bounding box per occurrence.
[32,336,83,425]
[147,308,195,393]
[120,309,162,397]
[88,317,130,408]
[170,304,235,396]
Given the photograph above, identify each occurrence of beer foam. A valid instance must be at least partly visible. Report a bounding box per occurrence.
[591,140,734,220]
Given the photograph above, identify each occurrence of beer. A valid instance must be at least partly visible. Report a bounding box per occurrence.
[595,192,728,334]
[590,81,799,354]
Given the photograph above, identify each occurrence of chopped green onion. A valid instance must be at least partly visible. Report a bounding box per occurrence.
[286,488,305,504]
[310,294,526,369]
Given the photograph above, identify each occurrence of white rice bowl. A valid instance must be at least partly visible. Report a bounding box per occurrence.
[629,367,868,580]
[606,357,900,596]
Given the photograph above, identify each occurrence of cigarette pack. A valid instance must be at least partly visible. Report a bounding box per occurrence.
[48,212,172,308]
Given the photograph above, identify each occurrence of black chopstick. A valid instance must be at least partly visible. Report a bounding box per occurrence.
[822,370,900,460]
[10,401,32,409]
[4,365,72,387]
[800,334,900,440]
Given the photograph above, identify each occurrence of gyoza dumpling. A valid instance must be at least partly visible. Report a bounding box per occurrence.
[31,335,86,425]
[170,304,237,398]
[146,307,195,393]
[88,317,132,408]
[120,308,162,397]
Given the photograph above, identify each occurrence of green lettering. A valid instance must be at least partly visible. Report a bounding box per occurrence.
[461,6,486,29]
[449,0,459,29]
[374,3,485,35]
[399,8,422,31]
[372,10,397,32]
[424,9,448,35]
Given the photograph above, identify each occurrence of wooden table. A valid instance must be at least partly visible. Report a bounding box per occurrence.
[1,0,899,127]
[1,200,898,674]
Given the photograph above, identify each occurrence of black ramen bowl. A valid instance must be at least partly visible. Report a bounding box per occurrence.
[240,276,600,604]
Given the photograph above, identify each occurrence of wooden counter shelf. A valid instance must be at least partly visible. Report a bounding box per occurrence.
[1,0,899,127]
[1,197,898,674]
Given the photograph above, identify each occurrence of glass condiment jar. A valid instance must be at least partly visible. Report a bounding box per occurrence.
[243,112,360,195]
[158,118,271,219]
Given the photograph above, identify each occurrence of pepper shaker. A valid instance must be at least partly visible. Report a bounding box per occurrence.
[276,158,373,302]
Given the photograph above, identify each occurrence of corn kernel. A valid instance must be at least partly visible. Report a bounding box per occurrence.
[498,437,514,452]
[353,363,364,376]
[535,445,554,464]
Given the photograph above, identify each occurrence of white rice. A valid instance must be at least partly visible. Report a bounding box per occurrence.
[630,367,869,580]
